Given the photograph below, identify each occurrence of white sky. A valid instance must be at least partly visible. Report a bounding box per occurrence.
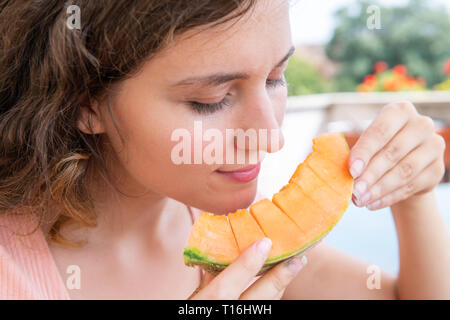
[289,0,450,45]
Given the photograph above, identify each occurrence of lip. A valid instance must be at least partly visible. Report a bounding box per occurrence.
[216,163,261,183]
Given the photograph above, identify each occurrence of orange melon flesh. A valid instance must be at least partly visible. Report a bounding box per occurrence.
[228,209,266,252]
[312,132,350,167]
[183,213,239,272]
[305,151,354,199]
[183,132,354,275]
[273,182,333,240]
[290,161,348,223]
[249,199,308,263]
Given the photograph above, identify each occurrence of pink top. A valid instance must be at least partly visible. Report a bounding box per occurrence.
[0,212,70,299]
[0,193,266,300]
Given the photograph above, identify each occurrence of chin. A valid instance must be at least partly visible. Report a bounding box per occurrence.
[206,183,258,215]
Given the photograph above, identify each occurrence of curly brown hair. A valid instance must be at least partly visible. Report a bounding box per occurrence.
[0,0,257,247]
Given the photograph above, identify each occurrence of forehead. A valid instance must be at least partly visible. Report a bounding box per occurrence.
[145,0,292,83]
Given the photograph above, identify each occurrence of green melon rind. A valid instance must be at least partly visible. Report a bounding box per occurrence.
[183,210,346,276]
[183,247,230,274]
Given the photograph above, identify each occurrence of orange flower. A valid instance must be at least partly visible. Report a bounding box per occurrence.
[382,77,402,91]
[357,83,372,92]
[406,76,417,86]
[373,61,388,74]
[393,65,408,76]
[357,63,426,92]
[363,74,377,86]
[443,59,450,75]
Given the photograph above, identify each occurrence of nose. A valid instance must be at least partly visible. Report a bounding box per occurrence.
[234,86,285,155]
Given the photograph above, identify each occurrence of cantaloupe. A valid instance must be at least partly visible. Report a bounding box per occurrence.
[183,132,354,275]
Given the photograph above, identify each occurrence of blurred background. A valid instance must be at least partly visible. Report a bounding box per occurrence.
[258,0,450,274]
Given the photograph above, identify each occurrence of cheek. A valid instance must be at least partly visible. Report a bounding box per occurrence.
[105,101,247,210]
[107,105,207,192]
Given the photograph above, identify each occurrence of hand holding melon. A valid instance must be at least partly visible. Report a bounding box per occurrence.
[184,132,354,275]
[188,237,306,300]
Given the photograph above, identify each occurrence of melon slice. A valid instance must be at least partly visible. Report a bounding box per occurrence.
[305,151,353,198]
[290,161,349,222]
[312,132,350,167]
[183,132,354,275]
[183,213,239,274]
[273,182,333,240]
[228,209,265,252]
[249,199,308,265]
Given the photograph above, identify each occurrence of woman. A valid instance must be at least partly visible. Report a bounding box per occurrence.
[0,0,449,299]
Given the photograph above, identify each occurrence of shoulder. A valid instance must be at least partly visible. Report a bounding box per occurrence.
[0,212,70,300]
[0,213,40,299]
[0,243,39,299]
[281,241,397,299]
[0,211,44,255]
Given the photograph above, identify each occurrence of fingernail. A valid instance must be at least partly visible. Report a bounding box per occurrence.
[360,192,371,206]
[350,159,364,179]
[256,238,272,257]
[367,200,381,210]
[353,180,367,204]
[286,256,304,275]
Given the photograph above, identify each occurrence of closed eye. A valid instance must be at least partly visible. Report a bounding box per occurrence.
[187,98,231,114]
[188,76,287,114]
[266,77,287,88]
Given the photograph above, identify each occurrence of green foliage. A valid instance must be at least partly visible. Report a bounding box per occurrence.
[434,78,450,91]
[326,0,450,90]
[284,55,336,96]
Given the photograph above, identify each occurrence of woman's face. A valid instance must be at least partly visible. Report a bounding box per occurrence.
[91,0,293,214]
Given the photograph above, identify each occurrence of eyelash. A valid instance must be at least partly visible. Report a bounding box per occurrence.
[188,77,287,114]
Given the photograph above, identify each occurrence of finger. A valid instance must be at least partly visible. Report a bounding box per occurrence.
[357,135,444,207]
[354,116,437,204]
[352,194,357,206]
[349,102,416,179]
[365,159,445,210]
[193,237,272,300]
[188,270,215,300]
[239,255,307,300]
[201,270,215,287]
[353,117,433,202]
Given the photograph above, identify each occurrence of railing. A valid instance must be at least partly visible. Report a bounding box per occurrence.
[286,91,450,182]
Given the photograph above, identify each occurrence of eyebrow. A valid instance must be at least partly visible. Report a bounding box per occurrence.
[173,45,295,87]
